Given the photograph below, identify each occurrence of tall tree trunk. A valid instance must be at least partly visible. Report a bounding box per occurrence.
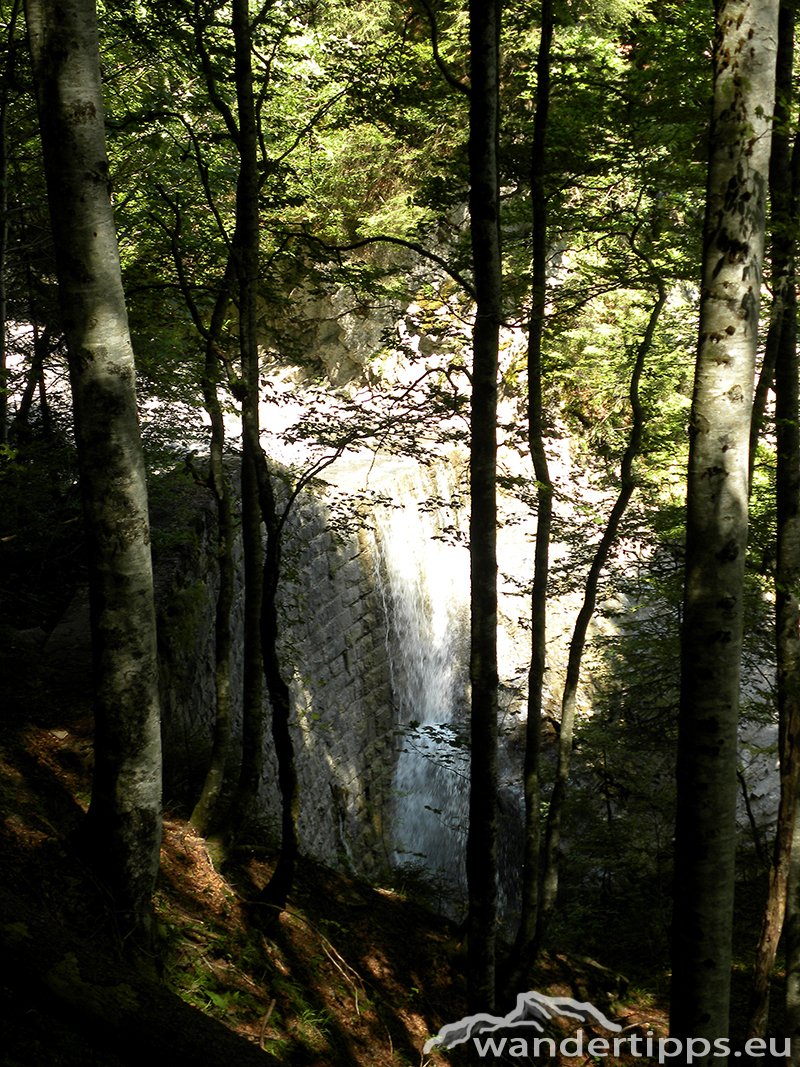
[466,0,501,1014]
[536,277,665,948]
[781,141,800,1067]
[749,0,797,484]
[670,1,777,1056]
[191,0,299,882]
[253,446,351,912]
[24,0,162,952]
[748,0,800,1039]
[158,201,237,839]
[189,277,236,837]
[787,788,800,1061]
[767,274,800,1048]
[231,0,265,831]
[256,465,299,912]
[0,0,21,446]
[508,0,553,990]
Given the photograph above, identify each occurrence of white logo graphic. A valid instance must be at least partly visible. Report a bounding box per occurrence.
[423,991,622,1053]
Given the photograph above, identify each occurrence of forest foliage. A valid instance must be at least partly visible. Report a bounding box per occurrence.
[2,0,798,1056]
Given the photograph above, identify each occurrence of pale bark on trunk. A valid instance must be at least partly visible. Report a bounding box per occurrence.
[466,0,501,1014]
[670,1,777,1056]
[24,0,162,950]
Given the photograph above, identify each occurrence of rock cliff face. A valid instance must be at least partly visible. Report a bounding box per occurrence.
[46,449,781,927]
[150,453,633,912]
[261,487,396,874]
[155,465,396,878]
[153,453,526,920]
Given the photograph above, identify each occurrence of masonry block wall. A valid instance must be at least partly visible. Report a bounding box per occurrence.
[155,466,397,878]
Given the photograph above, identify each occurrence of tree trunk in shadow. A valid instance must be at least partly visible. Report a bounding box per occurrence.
[255,461,299,914]
[506,0,553,997]
[535,277,665,949]
[230,0,265,835]
[466,0,502,1014]
[26,0,162,955]
[189,278,236,838]
[749,3,800,1039]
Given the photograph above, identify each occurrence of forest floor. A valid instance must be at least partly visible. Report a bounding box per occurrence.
[0,621,675,1067]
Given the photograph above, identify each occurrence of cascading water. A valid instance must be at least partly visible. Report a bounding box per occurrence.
[369,461,470,913]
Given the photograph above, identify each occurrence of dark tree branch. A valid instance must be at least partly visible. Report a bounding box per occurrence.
[414,0,471,98]
[297,230,477,301]
[194,0,239,144]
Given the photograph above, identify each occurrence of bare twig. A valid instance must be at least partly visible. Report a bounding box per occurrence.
[259,997,276,1050]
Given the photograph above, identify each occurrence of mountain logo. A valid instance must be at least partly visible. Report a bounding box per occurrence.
[423,990,622,1053]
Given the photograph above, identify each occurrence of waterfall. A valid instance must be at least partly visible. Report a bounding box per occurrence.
[369,460,470,914]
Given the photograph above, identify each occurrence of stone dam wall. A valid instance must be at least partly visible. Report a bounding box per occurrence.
[153,465,397,879]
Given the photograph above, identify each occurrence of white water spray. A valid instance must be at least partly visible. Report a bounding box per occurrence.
[369,461,470,910]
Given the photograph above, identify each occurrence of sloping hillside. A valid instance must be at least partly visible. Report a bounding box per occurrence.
[0,620,667,1067]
